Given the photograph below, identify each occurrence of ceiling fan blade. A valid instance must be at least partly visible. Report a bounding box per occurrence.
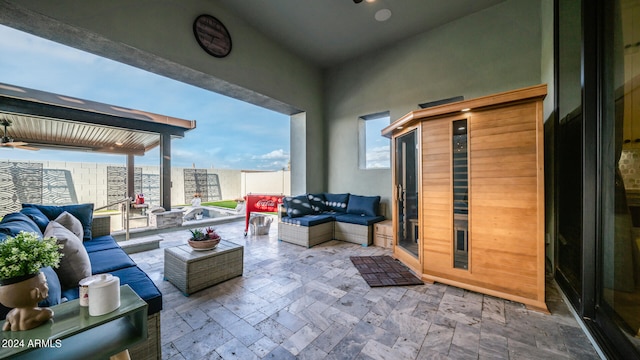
[14,145,39,151]
[0,142,39,150]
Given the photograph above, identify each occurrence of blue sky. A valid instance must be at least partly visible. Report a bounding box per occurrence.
[0,25,290,170]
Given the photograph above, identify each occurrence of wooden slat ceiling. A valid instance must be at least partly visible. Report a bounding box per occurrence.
[0,82,196,155]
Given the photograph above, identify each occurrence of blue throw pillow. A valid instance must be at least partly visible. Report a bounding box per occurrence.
[307,193,328,213]
[346,195,380,217]
[283,195,314,218]
[20,207,50,233]
[323,193,350,213]
[0,212,43,238]
[22,203,94,241]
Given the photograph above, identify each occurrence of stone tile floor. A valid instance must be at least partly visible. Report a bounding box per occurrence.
[129,220,601,360]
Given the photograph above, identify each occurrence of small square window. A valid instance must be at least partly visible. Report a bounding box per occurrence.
[359,112,390,169]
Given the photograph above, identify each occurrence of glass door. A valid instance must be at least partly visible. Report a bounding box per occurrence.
[452,120,469,269]
[600,0,640,354]
[395,129,419,258]
[556,0,584,306]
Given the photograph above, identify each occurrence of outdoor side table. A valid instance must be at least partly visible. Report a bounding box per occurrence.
[0,285,147,360]
[164,241,244,296]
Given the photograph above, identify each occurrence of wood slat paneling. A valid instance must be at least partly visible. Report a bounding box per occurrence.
[467,100,543,309]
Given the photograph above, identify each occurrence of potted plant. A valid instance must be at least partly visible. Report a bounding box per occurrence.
[188,227,221,250]
[0,231,62,331]
[204,227,220,240]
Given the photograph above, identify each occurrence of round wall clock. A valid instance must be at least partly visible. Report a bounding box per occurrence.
[193,14,232,58]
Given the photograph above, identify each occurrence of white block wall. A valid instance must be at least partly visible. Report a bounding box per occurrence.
[1,159,290,208]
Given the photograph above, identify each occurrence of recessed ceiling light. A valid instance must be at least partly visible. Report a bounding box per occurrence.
[375,9,392,22]
[365,0,376,2]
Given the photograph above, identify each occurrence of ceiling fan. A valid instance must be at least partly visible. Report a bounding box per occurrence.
[0,119,39,151]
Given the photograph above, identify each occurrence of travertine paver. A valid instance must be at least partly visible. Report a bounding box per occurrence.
[129,220,601,360]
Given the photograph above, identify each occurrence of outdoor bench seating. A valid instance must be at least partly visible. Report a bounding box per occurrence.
[278,193,386,247]
[0,204,161,360]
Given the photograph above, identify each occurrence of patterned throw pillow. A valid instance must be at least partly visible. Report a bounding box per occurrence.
[283,194,314,218]
[307,193,328,213]
[323,193,350,213]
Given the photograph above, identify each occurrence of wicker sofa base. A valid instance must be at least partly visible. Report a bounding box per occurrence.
[128,312,161,360]
[278,221,334,247]
[334,221,372,245]
[278,220,374,248]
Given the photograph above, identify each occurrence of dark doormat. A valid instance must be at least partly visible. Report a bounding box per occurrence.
[350,255,424,287]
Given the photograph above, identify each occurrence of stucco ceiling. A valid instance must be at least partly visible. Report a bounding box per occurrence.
[217,0,506,67]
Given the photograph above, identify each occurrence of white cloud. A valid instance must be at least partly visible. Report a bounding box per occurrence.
[366,145,390,168]
[253,149,289,160]
[250,149,289,170]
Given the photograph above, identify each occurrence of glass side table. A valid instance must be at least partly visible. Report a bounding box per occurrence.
[0,285,147,360]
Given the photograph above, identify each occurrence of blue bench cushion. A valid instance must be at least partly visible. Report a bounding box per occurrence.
[84,235,120,253]
[61,265,162,315]
[346,195,380,217]
[334,213,386,226]
[281,214,335,227]
[110,266,162,315]
[88,248,136,274]
[22,203,94,241]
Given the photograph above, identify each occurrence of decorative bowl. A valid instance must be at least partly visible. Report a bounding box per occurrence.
[188,236,221,251]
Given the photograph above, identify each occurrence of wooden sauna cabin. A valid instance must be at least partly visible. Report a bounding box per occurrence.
[381,84,547,312]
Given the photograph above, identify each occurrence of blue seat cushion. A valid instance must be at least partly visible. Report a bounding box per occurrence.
[323,193,350,213]
[334,213,386,226]
[61,266,162,315]
[83,235,120,253]
[88,248,136,274]
[0,212,43,239]
[346,195,380,217]
[110,266,162,315]
[283,194,314,218]
[281,214,335,227]
[20,207,50,233]
[22,203,94,241]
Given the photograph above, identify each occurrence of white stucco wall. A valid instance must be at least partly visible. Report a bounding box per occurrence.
[323,0,545,217]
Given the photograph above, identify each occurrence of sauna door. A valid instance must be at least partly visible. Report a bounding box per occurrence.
[395,130,419,259]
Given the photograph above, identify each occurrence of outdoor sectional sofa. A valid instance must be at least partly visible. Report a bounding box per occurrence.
[0,204,161,360]
[278,193,385,248]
